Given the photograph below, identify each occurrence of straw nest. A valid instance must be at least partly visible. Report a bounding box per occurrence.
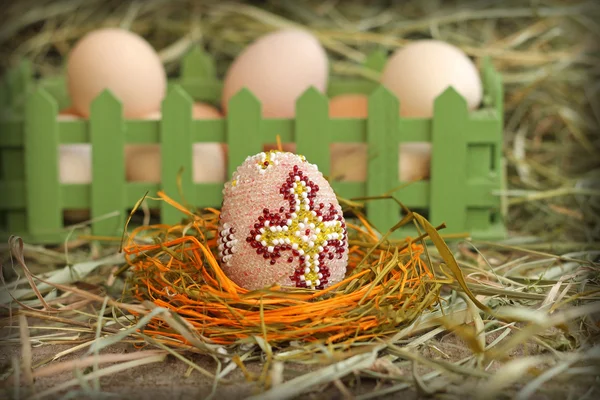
[123,191,441,347]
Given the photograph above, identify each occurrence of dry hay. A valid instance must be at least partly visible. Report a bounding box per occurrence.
[1,1,599,399]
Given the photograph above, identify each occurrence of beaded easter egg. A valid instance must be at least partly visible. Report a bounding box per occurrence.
[217,151,348,291]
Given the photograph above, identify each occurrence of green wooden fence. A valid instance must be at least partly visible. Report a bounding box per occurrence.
[0,48,506,244]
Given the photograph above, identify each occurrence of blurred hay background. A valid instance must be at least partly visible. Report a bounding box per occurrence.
[2,0,599,244]
[1,1,600,399]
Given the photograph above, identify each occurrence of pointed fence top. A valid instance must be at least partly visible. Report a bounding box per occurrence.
[296,86,328,109]
[228,87,261,112]
[90,89,122,115]
[181,46,217,80]
[163,84,194,107]
[26,87,58,111]
[433,86,468,112]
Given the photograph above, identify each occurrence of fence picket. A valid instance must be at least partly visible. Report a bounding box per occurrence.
[295,87,330,175]
[160,85,194,224]
[227,89,262,175]
[24,88,62,234]
[90,90,125,236]
[366,86,399,233]
[430,87,469,233]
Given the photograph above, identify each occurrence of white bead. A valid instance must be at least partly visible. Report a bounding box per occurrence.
[299,249,304,255]
[318,273,323,279]
[292,243,299,250]
[261,240,267,247]
[304,267,311,274]
[268,246,274,253]
[309,223,315,229]
[305,279,312,287]
[308,241,314,247]
[318,246,324,252]
[315,279,321,286]
[300,275,305,281]
[314,264,319,269]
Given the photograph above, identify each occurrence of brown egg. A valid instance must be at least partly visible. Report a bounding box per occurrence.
[380,40,482,118]
[329,94,368,118]
[58,107,84,121]
[67,27,166,118]
[221,29,329,118]
[59,145,92,223]
[398,143,431,182]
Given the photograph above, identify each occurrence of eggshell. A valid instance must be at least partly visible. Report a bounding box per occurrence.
[125,104,227,183]
[329,94,369,182]
[58,107,83,121]
[59,145,92,222]
[399,143,431,181]
[67,27,166,118]
[221,29,328,118]
[329,94,368,118]
[59,145,92,183]
[380,40,482,117]
[218,151,348,291]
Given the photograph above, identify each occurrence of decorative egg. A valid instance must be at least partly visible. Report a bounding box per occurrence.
[380,39,482,117]
[218,151,348,291]
[221,29,329,118]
